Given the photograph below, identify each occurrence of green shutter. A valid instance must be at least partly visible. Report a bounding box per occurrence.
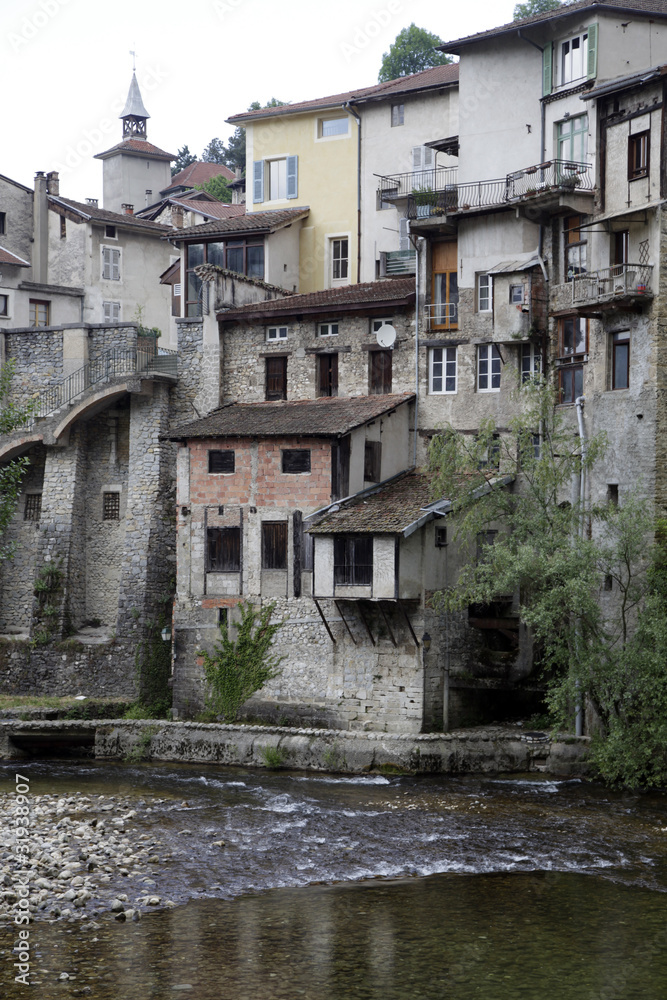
[542,43,553,96]
[587,23,598,79]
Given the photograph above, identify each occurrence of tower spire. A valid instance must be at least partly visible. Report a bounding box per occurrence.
[120,68,150,140]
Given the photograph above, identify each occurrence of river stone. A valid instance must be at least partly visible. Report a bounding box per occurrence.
[110,899,124,912]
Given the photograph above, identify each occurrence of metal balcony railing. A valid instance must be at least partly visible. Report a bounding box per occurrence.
[571,263,653,304]
[426,302,458,329]
[407,159,594,219]
[377,166,458,200]
[23,345,177,428]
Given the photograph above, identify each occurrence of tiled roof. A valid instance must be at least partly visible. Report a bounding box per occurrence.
[168,393,415,441]
[170,199,245,221]
[0,245,30,267]
[94,138,175,161]
[217,278,415,322]
[308,471,436,534]
[166,206,309,240]
[227,64,459,123]
[163,162,235,192]
[441,0,667,51]
[48,197,171,232]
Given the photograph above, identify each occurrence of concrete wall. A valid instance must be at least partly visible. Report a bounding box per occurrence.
[102,152,172,216]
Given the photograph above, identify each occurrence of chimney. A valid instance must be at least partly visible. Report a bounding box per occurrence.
[86,198,99,208]
[122,203,134,215]
[46,171,59,196]
[33,172,48,285]
[171,205,184,228]
[145,189,152,206]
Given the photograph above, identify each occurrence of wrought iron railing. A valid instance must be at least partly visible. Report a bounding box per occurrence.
[426,302,458,330]
[407,160,594,219]
[377,166,458,200]
[25,345,177,426]
[571,263,653,304]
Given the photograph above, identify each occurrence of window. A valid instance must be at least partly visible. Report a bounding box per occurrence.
[253,156,298,202]
[265,356,287,400]
[521,343,541,383]
[103,492,120,520]
[105,224,116,239]
[558,114,588,164]
[478,434,500,470]
[282,450,311,474]
[628,132,650,180]
[564,216,587,281]
[369,350,392,394]
[412,145,435,171]
[186,240,265,315]
[561,32,588,85]
[0,295,8,317]
[103,301,120,323]
[102,246,120,281]
[24,493,42,522]
[559,365,584,404]
[267,326,288,341]
[0,212,5,235]
[269,158,287,200]
[319,116,349,138]
[560,317,588,357]
[608,484,619,506]
[372,318,392,333]
[60,216,67,239]
[207,527,241,572]
[317,353,338,397]
[429,347,457,394]
[477,345,501,392]
[208,450,235,474]
[611,331,630,390]
[476,530,498,563]
[319,322,338,337]
[478,274,493,313]
[29,300,50,327]
[435,527,448,547]
[613,230,629,267]
[391,104,404,127]
[334,535,373,586]
[432,243,458,329]
[262,521,288,570]
[510,284,524,305]
[185,242,204,316]
[331,238,349,282]
[364,441,382,483]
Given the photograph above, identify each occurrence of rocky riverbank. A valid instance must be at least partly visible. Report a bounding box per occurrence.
[1,791,185,926]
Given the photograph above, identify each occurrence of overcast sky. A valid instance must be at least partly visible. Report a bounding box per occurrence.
[2,0,517,200]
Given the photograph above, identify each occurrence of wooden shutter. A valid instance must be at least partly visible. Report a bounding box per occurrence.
[207,527,240,572]
[542,43,553,96]
[282,449,311,473]
[266,356,287,400]
[370,350,392,394]
[262,521,288,569]
[286,155,298,199]
[111,249,120,281]
[586,24,598,80]
[364,441,382,482]
[208,450,235,473]
[318,353,338,397]
[253,160,264,203]
[293,510,302,598]
[102,246,111,279]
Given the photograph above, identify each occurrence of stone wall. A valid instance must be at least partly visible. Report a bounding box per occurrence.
[0,638,137,699]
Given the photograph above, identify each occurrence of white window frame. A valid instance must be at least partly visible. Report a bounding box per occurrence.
[371,317,393,333]
[429,347,457,394]
[101,245,121,281]
[316,116,350,141]
[560,32,588,86]
[0,292,11,319]
[327,234,350,286]
[478,274,493,313]
[103,301,121,323]
[267,157,287,202]
[391,104,404,127]
[266,325,288,342]
[477,344,501,392]
[521,343,541,384]
[319,322,339,337]
[510,284,524,305]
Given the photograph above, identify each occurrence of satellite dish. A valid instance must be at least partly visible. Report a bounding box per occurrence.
[375,323,396,348]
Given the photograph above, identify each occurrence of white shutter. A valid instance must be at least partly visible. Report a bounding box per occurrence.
[174,283,182,297]
[103,301,120,322]
[112,249,120,281]
[102,246,111,279]
[103,301,111,322]
[423,146,435,169]
[412,146,423,170]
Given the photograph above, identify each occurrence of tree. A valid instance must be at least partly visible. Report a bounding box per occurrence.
[429,377,667,787]
[196,174,232,203]
[514,0,563,19]
[0,361,35,561]
[201,137,226,164]
[201,601,285,721]
[378,24,452,83]
[171,145,197,177]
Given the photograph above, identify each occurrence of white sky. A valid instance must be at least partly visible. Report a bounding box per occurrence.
[2,0,517,200]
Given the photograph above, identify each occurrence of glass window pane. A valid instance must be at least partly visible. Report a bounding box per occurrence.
[187,244,205,268]
[247,245,264,279]
[207,243,225,267]
[227,247,243,273]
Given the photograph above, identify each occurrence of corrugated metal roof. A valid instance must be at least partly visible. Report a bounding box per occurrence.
[487,254,542,275]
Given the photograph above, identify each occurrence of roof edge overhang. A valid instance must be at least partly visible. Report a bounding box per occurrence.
[217,292,415,324]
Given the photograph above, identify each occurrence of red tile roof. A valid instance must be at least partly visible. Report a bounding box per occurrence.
[308,471,435,534]
[170,199,245,221]
[49,197,171,232]
[0,246,30,267]
[163,162,235,192]
[168,393,414,441]
[166,206,309,240]
[217,278,415,322]
[441,0,667,52]
[227,64,459,123]
[94,138,175,161]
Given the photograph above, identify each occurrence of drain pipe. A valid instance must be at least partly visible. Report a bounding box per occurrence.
[574,395,587,737]
[344,101,362,284]
[413,231,424,468]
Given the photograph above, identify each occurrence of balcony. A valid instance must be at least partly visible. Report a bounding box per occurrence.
[426,302,458,331]
[377,166,458,202]
[407,160,594,221]
[570,263,654,309]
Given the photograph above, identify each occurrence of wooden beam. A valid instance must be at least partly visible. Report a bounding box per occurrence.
[313,598,336,644]
[379,602,397,647]
[357,601,376,646]
[334,600,356,644]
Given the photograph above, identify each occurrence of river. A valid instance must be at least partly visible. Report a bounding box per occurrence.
[1,760,666,998]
